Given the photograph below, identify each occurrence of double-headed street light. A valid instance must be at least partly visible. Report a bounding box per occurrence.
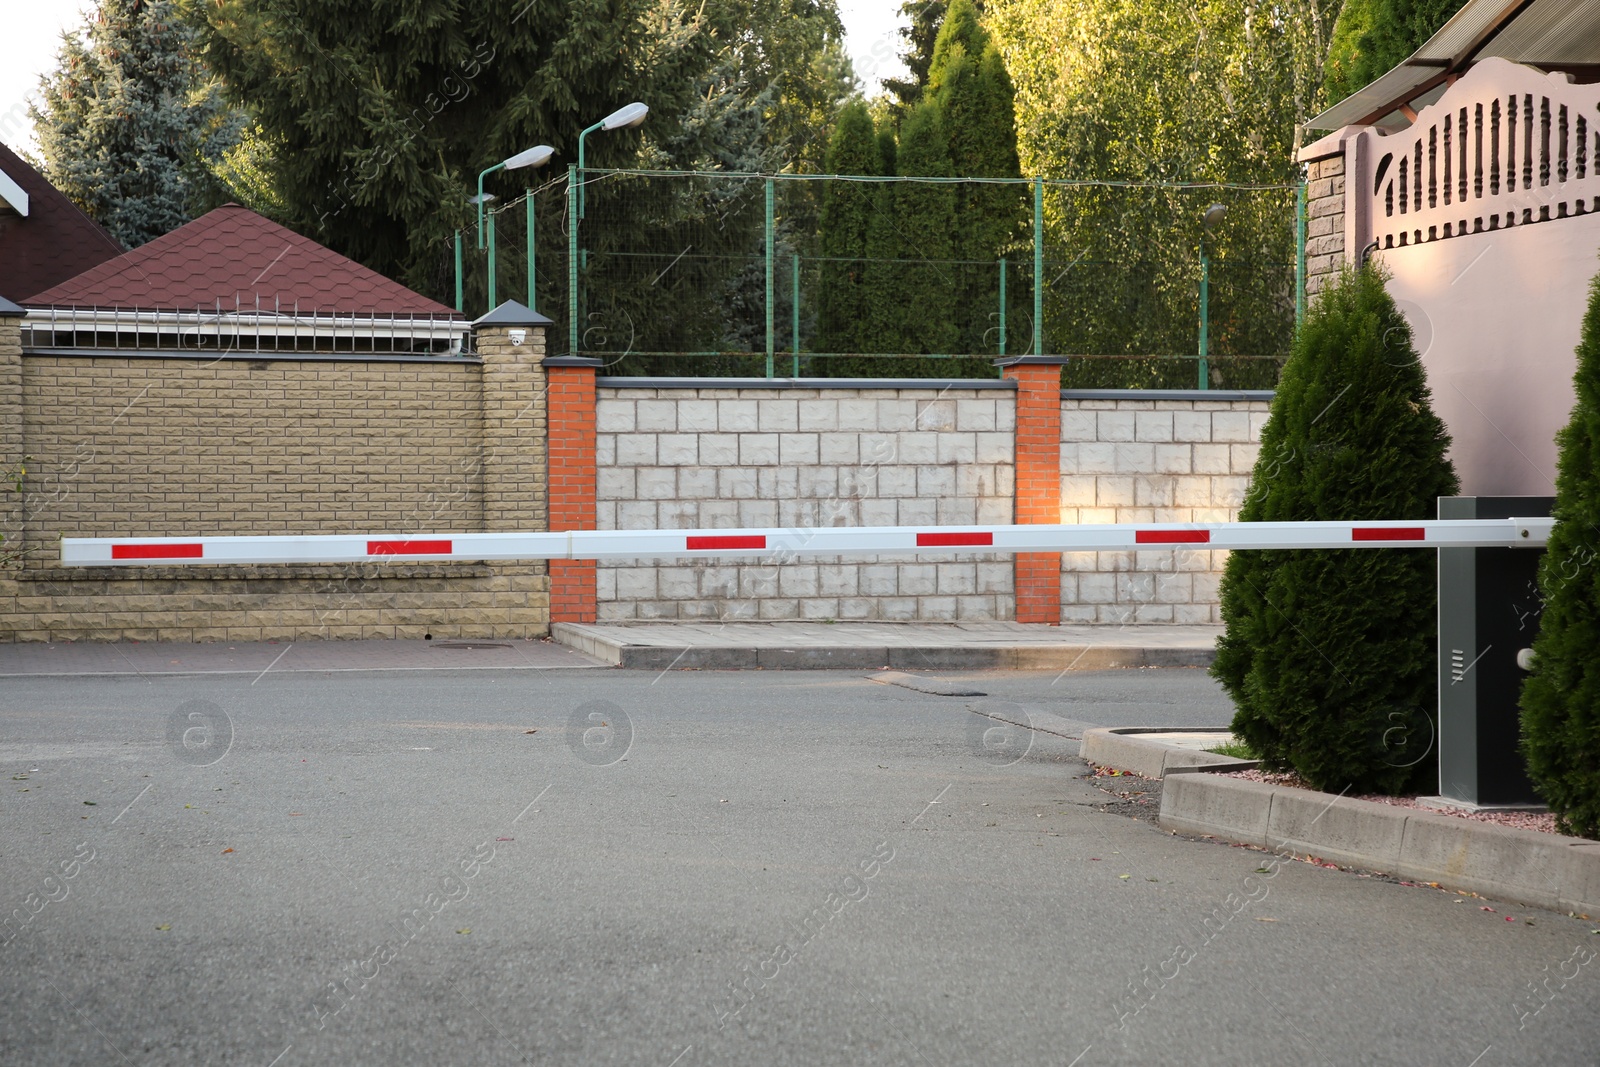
[1198,202,1226,390]
[569,102,649,355]
[471,144,556,313]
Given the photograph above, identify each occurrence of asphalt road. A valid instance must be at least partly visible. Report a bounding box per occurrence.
[1,666,1595,1065]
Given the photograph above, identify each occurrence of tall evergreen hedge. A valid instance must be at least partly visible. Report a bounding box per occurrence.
[1519,266,1600,839]
[1213,266,1458,794]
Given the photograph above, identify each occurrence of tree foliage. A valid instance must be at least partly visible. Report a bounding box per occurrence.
[185,0,849,301]
[1213,266,1458,794]
[1519,265,1600,839]
[31,0,248,249]
[1323,0,1469,104]
[817,101,883,355]
[987,0,1334,382]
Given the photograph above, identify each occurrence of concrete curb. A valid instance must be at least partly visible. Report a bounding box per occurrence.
[1158,771,1600,915]
[551,624,1218,671]
[1078,727,1257,778]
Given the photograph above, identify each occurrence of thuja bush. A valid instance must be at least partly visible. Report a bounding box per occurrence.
[1212,265,1458,794]
[1520,264,1600,838]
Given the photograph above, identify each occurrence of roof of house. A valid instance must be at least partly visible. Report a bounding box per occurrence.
[0,141,124,304]
[1309,0,1600,132]
[27,202,460,317]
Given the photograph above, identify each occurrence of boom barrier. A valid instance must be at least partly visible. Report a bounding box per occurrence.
[60,518,1555,567]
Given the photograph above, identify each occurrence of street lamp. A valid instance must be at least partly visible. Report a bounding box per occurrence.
[569,102,649,355]
[1198,202,1226,391]
[478,144,555,248]
[472,145,555,313]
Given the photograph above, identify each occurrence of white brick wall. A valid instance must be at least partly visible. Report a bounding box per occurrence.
[594,384,1270,624]
[597,386,1017,622]
[1059,396,1271,624]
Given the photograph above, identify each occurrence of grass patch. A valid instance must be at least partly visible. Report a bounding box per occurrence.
[1205,740,1259,761]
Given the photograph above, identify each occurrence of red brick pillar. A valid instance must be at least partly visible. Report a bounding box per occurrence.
[545,355,602,623]
[1000,356,1069,625]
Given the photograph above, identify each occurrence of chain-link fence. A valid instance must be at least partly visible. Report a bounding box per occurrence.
[446,170,1303,387]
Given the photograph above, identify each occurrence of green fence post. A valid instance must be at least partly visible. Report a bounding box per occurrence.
[487,208,497,312]
[454,231,463,314]
[1198,239,1211,391]
[1033,178,1044,357]
[792,252,801,377]
[567,164,578,357]
[998,257,1007,356]
[1295,180,1308,327]
[765,177,775,379]
[527,188,537,313]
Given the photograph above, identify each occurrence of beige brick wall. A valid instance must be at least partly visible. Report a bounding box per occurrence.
[0,338,550,641]
[1059,394,1271,624]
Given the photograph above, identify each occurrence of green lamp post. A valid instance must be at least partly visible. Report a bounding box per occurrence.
[569,102,649,356]
[1198,202,1226,391]
[475,144,555,313]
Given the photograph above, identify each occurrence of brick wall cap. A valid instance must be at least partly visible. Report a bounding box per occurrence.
[594,376,1016,390]
[1062,388,1275,401]
[995,355,1072,367]
[474,300,554,327]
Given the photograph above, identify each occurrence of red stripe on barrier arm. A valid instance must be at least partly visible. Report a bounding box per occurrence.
[368,539,454,556]
[917,532,994,547]
[111,543,203,560]
[1135,530,1211,544]
[686,535,767,551]
[1352,527,1425,542]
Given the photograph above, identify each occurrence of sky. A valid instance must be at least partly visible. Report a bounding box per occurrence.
[0,1,909,159]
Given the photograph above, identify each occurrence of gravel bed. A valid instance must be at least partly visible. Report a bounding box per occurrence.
[1223,769,1561,834]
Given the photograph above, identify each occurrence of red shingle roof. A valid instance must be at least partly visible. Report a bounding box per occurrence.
[27,203,459,317]
[0,141,124,303]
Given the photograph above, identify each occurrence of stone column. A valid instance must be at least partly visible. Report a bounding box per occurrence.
[1299,132,1353,299]
[472,302,552,635]
[999,356,1069,625]
[0,297,23,563]
[545,354,602,623]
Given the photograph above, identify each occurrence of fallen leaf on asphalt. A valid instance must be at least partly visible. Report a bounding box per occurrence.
[1255,867,1271,874]
[221,848,234,854]
[289,812,304,817]
[1506,916,1515,922]
[1481,906,1497,912]
[496,837,514,842]
[1254,918,1279,922]
[456,928,470,935]
[1118,874,1131,880]
[1089,858,1101,861]
[155,924,170,931]
[524,730,537,734]
[82,801,96,806]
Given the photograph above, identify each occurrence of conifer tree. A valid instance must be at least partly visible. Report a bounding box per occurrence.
[31,0,246,248]
[925,0,1021,354]
[817,101,882,355]
[1519,267,1600,838]
[1213,266,1458,794]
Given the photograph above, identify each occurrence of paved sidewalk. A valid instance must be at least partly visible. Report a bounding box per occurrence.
[552,621,1222,670]
[0,637,607,676]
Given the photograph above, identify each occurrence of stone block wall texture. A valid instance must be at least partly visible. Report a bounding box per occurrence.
[0,325,550,641]
[1306,151,1347,297]
[594,385,1019,622]
[1058,395,1272,624]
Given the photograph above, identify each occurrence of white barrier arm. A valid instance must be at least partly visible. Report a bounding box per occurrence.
[60,518,1555,567]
